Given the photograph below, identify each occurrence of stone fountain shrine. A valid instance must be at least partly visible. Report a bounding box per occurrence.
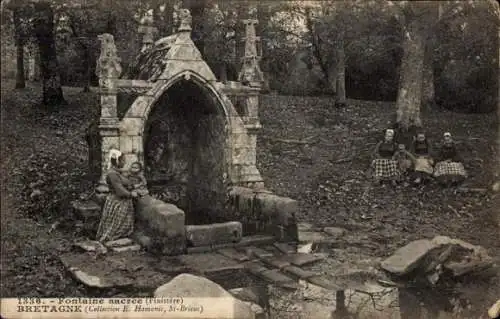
[80,9,299,255]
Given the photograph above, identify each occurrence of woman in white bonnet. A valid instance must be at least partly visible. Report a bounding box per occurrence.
[96,149,138,242]
[371,129,400,184]
[433,132,467,186]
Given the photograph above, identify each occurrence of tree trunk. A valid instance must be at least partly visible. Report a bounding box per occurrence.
[82,43,91,92]
[335,31,346,107]
[421,41,434,107]
[13,8,26,89]
[396,20,426,131]
[15,38,26,89]
[33,1,66,107]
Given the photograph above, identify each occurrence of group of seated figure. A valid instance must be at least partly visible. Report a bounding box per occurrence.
[371,129,467,186]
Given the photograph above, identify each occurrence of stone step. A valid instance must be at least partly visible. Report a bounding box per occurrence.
[242,261,298,289]
[217,248,250,262]
[187,235,276,254]
[306,275,345,290]
[273,242,297,254]
[282,265,317,280]
[243,246,274,259]
[105,238,133,248]
[259,257,291,270]
[178,253,244,276]
[111,244,142,253]
[277,253,326,267]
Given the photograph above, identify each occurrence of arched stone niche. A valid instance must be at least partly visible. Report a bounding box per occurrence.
[94,22,265,221]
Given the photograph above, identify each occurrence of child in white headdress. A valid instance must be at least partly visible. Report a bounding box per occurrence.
[127,161,149,197]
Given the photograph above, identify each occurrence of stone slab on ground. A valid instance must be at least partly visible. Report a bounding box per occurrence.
[244,246,274,259]
[380,239,438,276]
[154,274,258,319]
[178,253,244,275]
[282,265,317,280]
[74,240,108,253]
[186,235,276,254]
[298,231,328,243]
[59,251,171,290]
[217,248,250,262]
[279,253,326,267]
[105,238,133,247]
[381,236,494,277]
[111,244,142,253]
[273,242,296,254]
[259,257,291,270]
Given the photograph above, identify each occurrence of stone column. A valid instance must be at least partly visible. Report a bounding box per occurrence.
[95,34,122,198]
[237,19,265,188]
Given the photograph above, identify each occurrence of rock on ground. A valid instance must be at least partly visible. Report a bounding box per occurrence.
[381,236,494,279]
[154,273,263,319]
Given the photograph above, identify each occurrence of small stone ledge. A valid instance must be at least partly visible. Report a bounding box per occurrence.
[186,222,243,247]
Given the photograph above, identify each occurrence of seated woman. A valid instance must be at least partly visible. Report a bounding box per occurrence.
[411,132,434,184]
[96,149,138,243]
[371,129,400,184]
[433,132,467,186]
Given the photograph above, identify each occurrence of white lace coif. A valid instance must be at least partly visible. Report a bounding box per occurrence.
[107,149,122,169]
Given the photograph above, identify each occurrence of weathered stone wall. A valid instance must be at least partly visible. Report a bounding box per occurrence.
[188,113,228,220]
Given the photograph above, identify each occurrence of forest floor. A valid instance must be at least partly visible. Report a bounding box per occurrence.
[1,80,499,317]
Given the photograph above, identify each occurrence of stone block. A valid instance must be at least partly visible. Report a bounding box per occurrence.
[381,239,439,276]
[154,274,257,319]
[255,193,297,225]
[126,96,153,118]
[136,195,186,255]
[120,117,144,136]
[101,136,120,151]
[120,135,133,154]
[233,132,249,147]
[186,222,242,247]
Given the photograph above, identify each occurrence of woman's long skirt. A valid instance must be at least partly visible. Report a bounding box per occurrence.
[433,161,467,184]
[414,157,434,175]
[96,194,134,242]
[371,159,400,181]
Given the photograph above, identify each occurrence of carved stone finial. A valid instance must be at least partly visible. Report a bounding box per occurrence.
[96,33,122,86]
[138,9,157,53]
[178,8,192,32]
[238,19,264,86]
